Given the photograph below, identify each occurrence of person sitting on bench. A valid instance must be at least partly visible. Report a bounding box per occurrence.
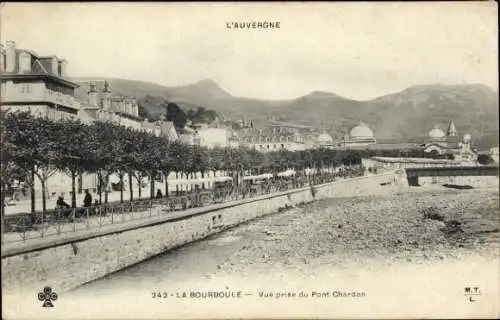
[56,196,72,220]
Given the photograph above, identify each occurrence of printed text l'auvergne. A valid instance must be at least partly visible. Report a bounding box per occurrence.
[226,21,281,29]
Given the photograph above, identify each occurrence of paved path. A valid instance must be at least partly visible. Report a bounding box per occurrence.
[1,186,312,256]
[4,187,155,215]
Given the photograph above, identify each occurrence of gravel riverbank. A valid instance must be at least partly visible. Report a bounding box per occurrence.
[71,185,499,292]
[39,185,498,319]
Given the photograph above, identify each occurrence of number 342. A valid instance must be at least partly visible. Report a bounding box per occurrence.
[152,292,168,298]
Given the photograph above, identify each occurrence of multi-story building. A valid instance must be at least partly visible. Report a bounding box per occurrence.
[490,146,499,164]
[0,41,80,119]
[78,81,180,194]
[0,41,83,198]
[235,125,306,152]
[78,81,143,130]
[421,120,477,162]
[327,122,377,149]
[78,81,179,143]
[157,120,179,142]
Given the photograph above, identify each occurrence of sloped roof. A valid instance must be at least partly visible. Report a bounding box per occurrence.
[1,47,78,88]
[158,121,176,134]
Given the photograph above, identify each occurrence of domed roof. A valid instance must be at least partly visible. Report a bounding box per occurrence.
[350,122,374,140]
[428,125,445,139]
[317,132,333,144]
[463,134,471,143]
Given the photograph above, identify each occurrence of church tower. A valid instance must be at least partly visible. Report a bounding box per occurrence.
[101,80,112,110]
[88,82,98,106]
[446,120,457,137]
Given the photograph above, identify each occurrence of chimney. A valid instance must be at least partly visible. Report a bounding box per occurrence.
[132,101,138,116]
[88,82,98,106]
[18,51,31,73]
[101,80,111,110]
[51,57,58,75]
[5,41,16,73]
[58,59,67,77]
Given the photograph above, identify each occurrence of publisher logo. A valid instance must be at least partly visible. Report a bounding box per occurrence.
[38,286,58,308]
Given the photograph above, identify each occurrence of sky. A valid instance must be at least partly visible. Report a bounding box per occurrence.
[1,2,498,100]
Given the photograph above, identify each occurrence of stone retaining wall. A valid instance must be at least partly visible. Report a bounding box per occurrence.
[1,173,397,293]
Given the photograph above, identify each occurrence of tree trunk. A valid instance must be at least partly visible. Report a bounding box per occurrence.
[119,173,124,203]
[78,173,83,194]
[104,176,109,203]
[41,179,47,212]
[97,172,102,204]
[139,176,142,199]
[128,172,133,202]
[1,182,5,218]
[201,171,205,189]
[150,175,155,199]
[30,170,35,213]
[164,172,169,198]
[71,172,77,208]
[136,174,142,199]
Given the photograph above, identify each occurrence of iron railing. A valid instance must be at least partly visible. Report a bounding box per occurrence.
[1,169,365,244]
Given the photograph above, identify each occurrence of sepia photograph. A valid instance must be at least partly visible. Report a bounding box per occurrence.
[1,2,499,319]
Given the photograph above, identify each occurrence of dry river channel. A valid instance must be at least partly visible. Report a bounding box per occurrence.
[70,185,499,294]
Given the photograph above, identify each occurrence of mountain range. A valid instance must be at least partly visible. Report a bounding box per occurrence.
[72,77,499,150]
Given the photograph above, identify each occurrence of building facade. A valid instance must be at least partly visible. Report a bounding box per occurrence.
[0,41,80,120]
[196,127,232,148]
[0,41,84,198]
[422,120,478,162]
[78,81,143,130]
[327,122,377,149]
[490,146,499,164]
[235,125,306,152]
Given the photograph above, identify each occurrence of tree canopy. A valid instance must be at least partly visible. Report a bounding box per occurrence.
[4,110,479,212]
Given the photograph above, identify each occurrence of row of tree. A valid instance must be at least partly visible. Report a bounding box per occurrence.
[3,111,490,216]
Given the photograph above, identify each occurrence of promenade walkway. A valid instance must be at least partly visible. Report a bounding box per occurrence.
[4,187,155,215]
[1,184,315,257]
[1,169,369,254]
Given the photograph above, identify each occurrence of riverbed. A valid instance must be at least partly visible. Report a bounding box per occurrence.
[7,184,498,319]
[71,186,499,291]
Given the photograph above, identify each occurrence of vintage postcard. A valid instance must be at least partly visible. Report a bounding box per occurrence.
[1,2,499,319]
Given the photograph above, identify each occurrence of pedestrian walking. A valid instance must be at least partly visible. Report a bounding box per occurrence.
[82,189,93,217]
[83,189,92,207]
[156,189,163,198]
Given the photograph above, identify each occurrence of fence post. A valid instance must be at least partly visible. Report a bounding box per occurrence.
[40,212,44,239]
[22,216,26,242]
[1,210,3,245]
[86,207,90,229]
